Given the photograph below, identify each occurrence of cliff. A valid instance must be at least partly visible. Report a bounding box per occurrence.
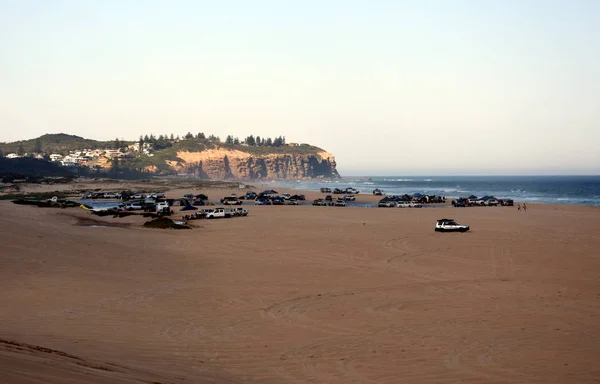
[1,134,341,180]
[168,149,339,180]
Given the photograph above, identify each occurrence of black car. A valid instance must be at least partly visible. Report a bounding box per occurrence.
[452,198,467,207]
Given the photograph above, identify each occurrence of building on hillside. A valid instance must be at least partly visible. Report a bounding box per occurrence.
[49,154,63,162]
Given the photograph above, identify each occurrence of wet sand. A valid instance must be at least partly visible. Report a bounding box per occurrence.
[1,188,599,383]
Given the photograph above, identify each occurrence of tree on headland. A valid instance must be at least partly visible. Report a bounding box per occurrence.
[34,139,42,154]
[197,132,205,139]
[185,132,194,139]
[225,135,234,145]
[170,133,175,141]
[17,143,25,156]
[233,137,240,145]
[139,136,144,152]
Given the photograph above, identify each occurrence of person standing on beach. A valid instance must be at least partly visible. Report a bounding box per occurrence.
[517,203,521,211]
[523,203,527,211]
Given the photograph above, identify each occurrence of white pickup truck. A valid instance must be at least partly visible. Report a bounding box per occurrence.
[204,208,226,219]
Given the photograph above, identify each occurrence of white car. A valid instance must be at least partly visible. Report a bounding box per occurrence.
[342,195,356,201]
[435,218,470,232]
[397,201,422,208]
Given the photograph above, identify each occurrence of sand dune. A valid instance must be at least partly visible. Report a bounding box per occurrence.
[1,198,599,383]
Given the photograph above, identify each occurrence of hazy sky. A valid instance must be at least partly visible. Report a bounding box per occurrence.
[1,0,599,175]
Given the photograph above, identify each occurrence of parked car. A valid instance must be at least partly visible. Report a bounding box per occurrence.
[286,199,299,205]
[233,207,249,216]
[343,195,356,201]
[373,189,383,195]
[334,199,346,206]
[312,199,327,206]
[221,196,243,205]
[325,195,333,201]
[204,208,225,219]
[320,187,332,193]
[271,197,285,205]
[290,194,306,201]
[378,200,395,208]
[435,218,470,232]
[125,203,143,210]
[485,198,499,206]
[500,199,514,206]
[452,198,467,207]
[156,201,170,214]
[241,192,257,200]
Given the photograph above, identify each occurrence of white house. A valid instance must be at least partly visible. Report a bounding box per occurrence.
[6,153,20,159]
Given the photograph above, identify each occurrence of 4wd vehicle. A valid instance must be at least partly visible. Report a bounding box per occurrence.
[485,198,499,206]
[241,191,257,200]
[312,199,327,206]
[233,207,249,216]
[452,198,467,207]
[345,187,359,194]
[220,196,243,205]
[373,188,383,195]
[435,218,470,232]
[156,201,170,214]
[334,199,346,206]
[343,195,356,201]
[397,201,423,208]
[320,187,332,193]
[204,208,229,219]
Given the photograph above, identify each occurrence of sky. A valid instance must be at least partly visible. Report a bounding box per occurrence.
[1,0,599,176]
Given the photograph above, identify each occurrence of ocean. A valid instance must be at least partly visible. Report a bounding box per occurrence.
[271,176,600,207]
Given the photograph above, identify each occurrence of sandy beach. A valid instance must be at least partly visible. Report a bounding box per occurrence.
[1,181,600,383]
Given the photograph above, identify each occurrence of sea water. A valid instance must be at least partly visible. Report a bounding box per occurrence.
[272,175,600,207]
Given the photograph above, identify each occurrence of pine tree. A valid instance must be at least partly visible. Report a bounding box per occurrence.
[197,132,205,139]
[170,133,175,141]
[233,137,240,145]
[185,132,194,139]
[225,135,234,145]
[17,143,25,156]
[266,137,273,146]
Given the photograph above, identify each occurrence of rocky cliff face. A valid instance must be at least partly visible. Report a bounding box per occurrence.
[167,149,339,180]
